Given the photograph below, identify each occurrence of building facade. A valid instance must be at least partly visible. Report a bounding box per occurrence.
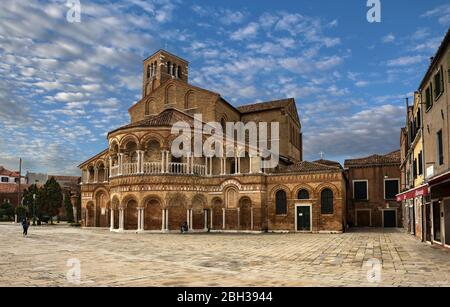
[0,166,27,207]
[78,50,346,233]
[345,152,401,228]
[398,28,450,249]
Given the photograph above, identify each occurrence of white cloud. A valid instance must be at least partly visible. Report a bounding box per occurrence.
[387,55,426,67]
[382,33,396,43]
[230,22,259,40]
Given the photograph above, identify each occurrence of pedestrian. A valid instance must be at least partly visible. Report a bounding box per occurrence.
[180,221,188,233]
[22,217,29,237]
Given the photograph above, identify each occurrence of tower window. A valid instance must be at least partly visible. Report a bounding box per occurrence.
[167,61,171,74]
[178,65,182,78]
[147,64,151,78]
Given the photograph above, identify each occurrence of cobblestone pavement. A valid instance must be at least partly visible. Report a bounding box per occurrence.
[0,223,449,287]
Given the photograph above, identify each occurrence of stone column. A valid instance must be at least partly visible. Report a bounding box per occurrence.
[94,167,98,183]
[166,151,170,173]
[165,209,169,231]
[222,208,226,230]
[138,150,144,174]
[251,207,254,230]
[186,209,190,229]
[161,209,166,231]
[110,209,114,231]
[137,209,141,231]
[209,157,213,176]
[189,209,193,231]
[70,195,78,223]
[140,208,145,231]
[109,157,113,178]
[237,208,240,230]
[234,157,238,174]
[210,210,213,229]
[204,210,208,230]
[249,155,253,174]
[119,208,124,231]
[118,153,124,176]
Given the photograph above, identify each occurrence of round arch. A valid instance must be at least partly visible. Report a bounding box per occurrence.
[293,184,314,200]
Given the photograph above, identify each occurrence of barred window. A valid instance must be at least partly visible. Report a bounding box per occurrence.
[276,190,287,215]
[321,189,333,214]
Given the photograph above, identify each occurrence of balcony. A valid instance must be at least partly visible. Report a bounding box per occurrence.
[81,150,264,184]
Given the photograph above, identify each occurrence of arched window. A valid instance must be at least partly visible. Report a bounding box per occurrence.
[178,65,182,78]
[147,64,151,78]
[167,61,171,74]
[298,189,309,200]
[321,189,334,214]
[153,61,157,76]
[275,190,287,215]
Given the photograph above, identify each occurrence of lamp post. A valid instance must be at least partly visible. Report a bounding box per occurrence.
[32,193,36,226]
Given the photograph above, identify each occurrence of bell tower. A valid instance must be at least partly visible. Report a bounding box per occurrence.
[142,49,189,98]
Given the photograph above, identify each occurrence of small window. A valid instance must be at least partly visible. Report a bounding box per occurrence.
[418,151,423,176]
[433,67,444,100]
[384,179,399,200]
[177,65,182,78]
[298,189,309,200]
[437,130,444,165]
[276,190,287,215]
[353,181,368,200]
[321,189,333,214]
[167,61,171,74]
[1,177,8,183]
[425,86,433,110]
[413,158,417,179]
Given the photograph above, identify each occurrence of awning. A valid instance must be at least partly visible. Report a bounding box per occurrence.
[428,170,450,186]
[396,184,429,201]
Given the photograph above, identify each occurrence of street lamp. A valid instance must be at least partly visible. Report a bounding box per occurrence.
[32,193,36,226]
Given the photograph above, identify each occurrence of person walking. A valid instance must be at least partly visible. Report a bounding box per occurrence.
[22,217,29,237]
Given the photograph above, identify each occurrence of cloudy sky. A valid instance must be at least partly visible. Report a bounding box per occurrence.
[0,0,449,175]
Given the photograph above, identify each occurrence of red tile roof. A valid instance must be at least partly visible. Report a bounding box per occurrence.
[0,183,29,194]
[0,166,19,177]
[313,159,343,169]
[237,98,294,114]
[109,108,196,135]
[276,161,342,174]
[344,150,401,168]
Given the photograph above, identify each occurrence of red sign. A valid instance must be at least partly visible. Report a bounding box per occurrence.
[396,185,429,201]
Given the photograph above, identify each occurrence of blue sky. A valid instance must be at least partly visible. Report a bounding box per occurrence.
[0,0,449,175]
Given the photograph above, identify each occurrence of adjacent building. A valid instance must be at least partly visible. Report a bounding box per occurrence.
[398,28,450,249]
[78,49,347,233]
[345,151,401,228]
[0,166,27,207]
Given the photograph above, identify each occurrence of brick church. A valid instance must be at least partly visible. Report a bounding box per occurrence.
[78,50,347,233]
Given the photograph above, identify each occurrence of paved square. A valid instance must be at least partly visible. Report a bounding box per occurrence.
[0,223,449,287]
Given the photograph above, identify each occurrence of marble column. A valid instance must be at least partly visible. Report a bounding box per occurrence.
[110,209,114,231]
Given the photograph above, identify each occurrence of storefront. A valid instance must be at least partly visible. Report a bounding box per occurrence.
[396,185,429,241]
[428,171,450,248]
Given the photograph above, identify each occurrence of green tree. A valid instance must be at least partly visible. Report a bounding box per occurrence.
[0,202,14,220]
[22,184,44,224]
[42,177,63,224]
[64,192,74,223]
[15,205,28,221]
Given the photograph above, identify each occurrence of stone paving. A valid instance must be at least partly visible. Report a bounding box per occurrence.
[0,223,449,287]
